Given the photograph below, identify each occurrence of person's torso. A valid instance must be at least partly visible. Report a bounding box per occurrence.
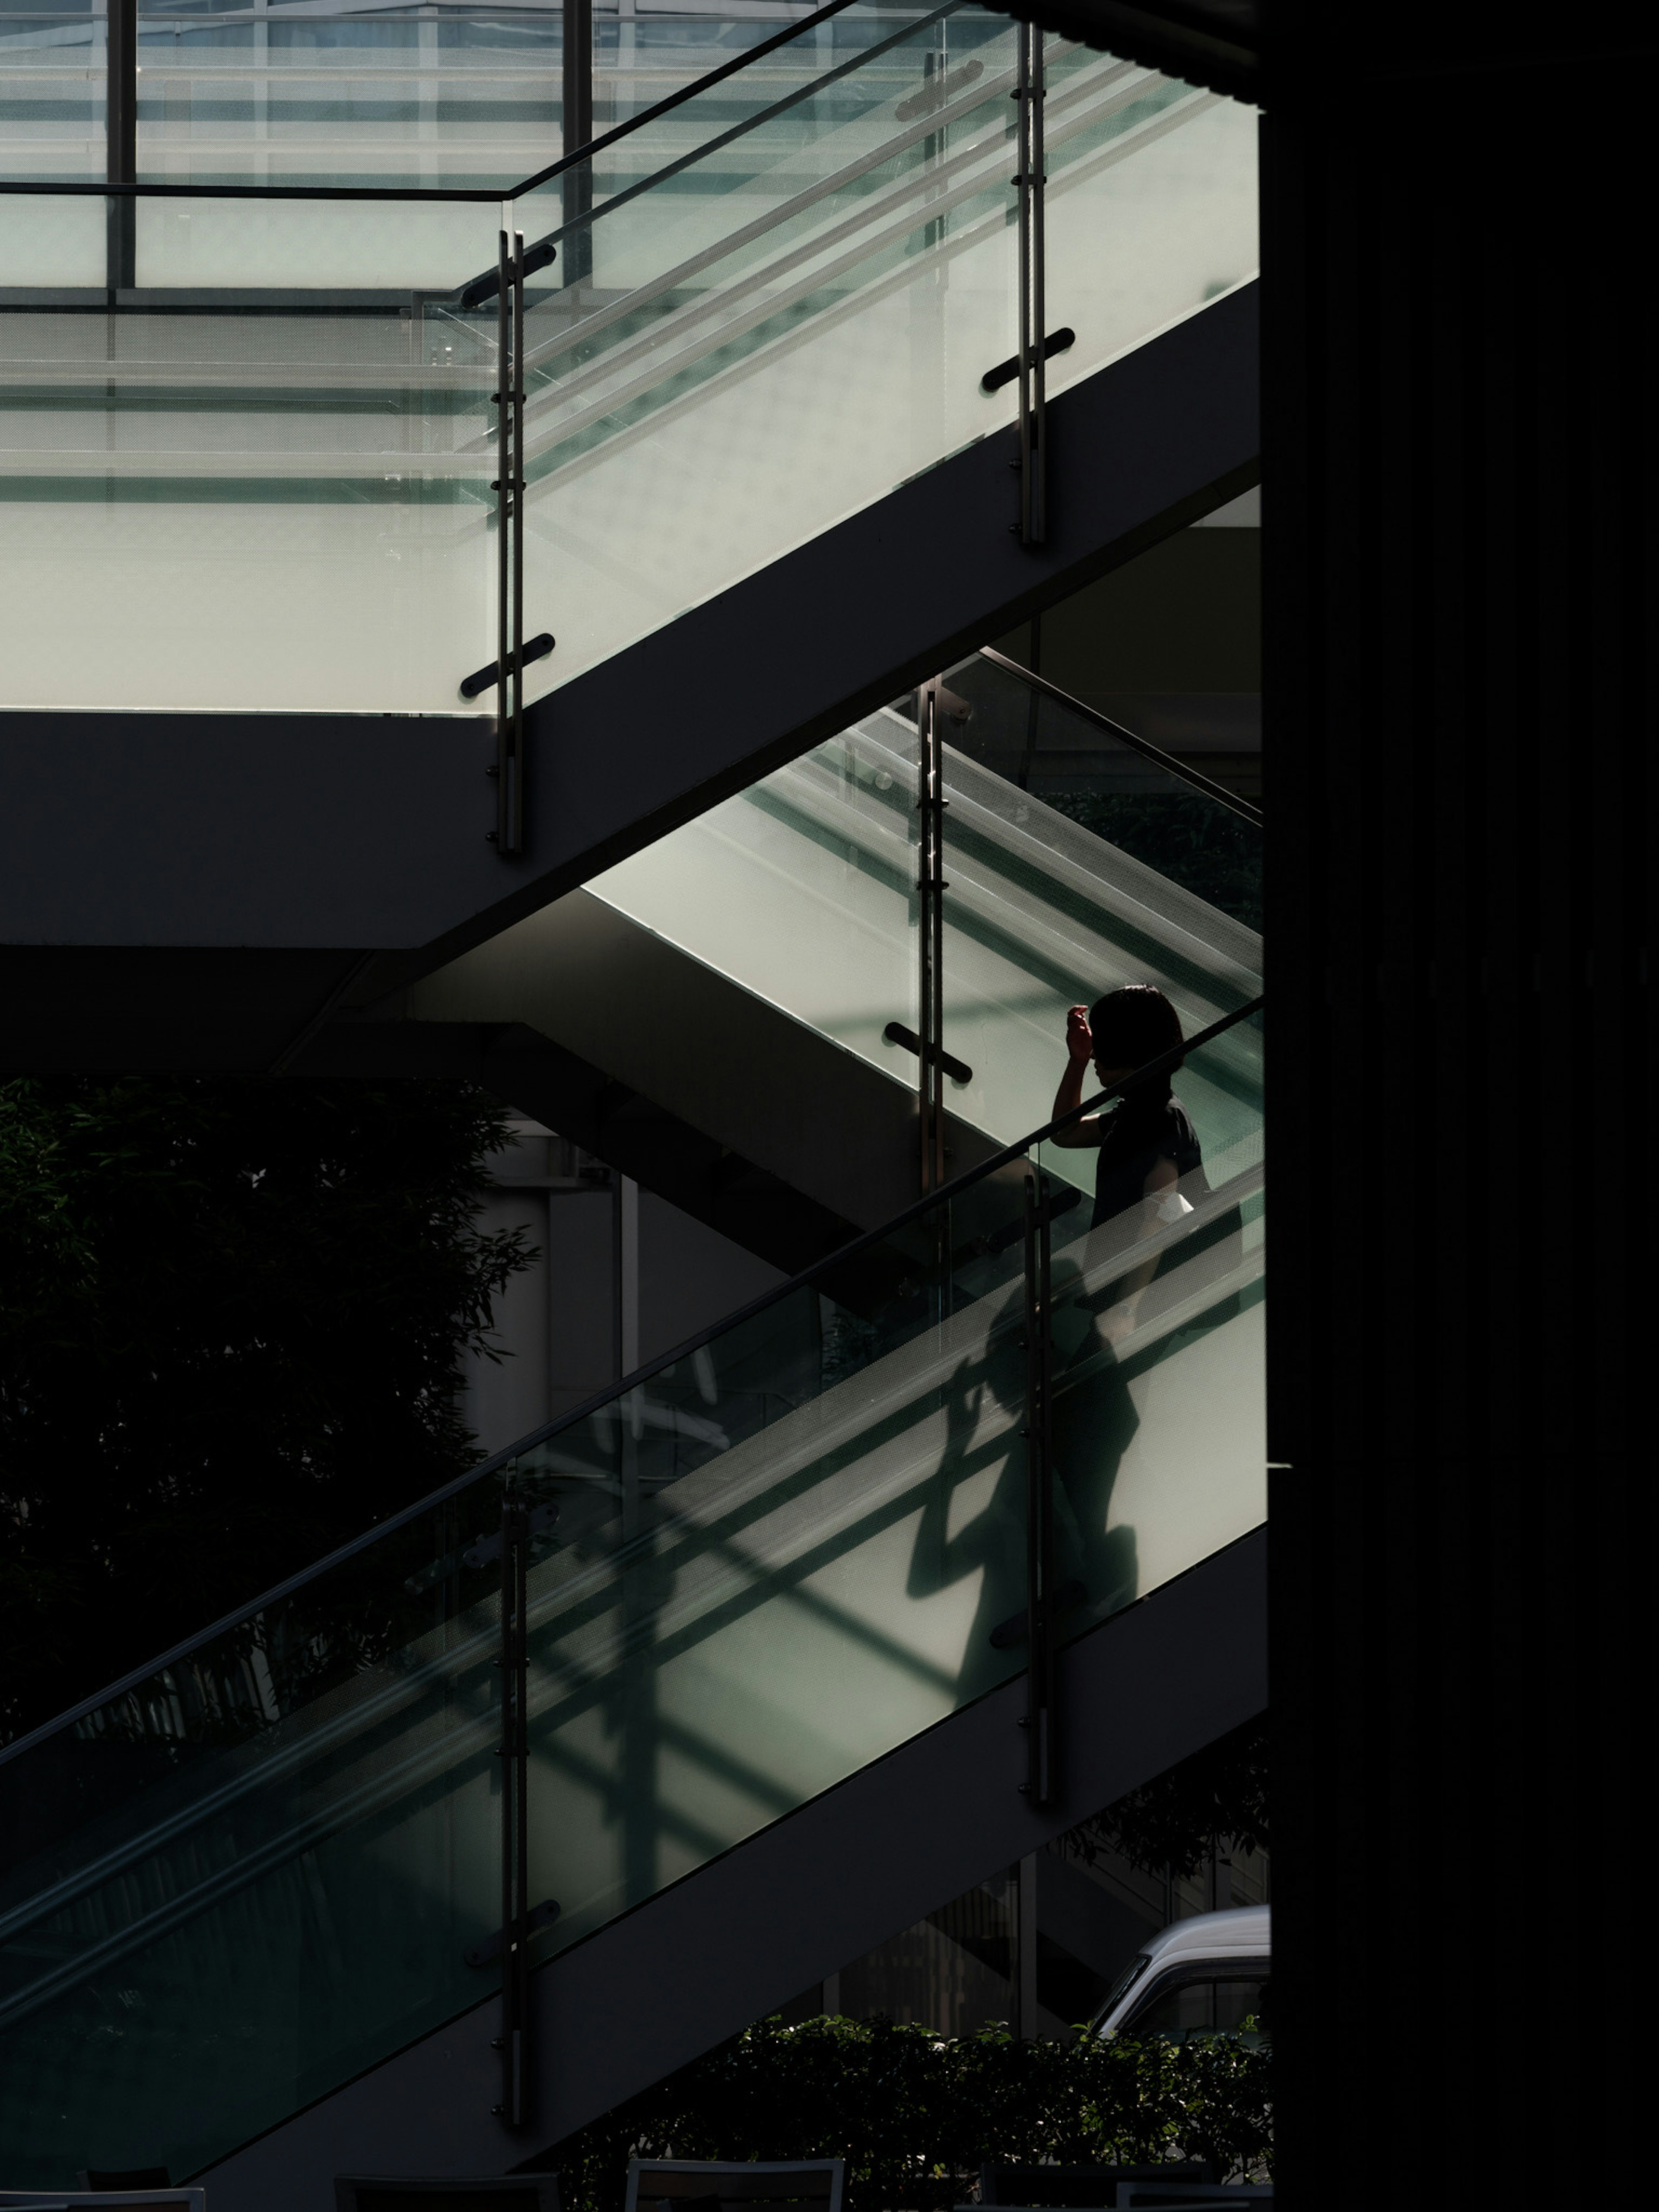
[1090,1093,1207,1230]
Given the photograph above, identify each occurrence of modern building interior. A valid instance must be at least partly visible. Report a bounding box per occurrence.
[3,0,1645,2201]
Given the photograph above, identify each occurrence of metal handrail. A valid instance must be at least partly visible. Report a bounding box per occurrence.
[0,987,1263,1772]
[0,0,874,205]
[512,0,965,246]
[977,645,1264,826]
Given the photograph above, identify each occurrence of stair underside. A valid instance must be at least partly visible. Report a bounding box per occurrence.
[200,1525,1266,2212]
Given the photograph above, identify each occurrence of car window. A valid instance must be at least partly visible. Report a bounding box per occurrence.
[1123,1971,1270,2038]
[1093,1951,1151,2026]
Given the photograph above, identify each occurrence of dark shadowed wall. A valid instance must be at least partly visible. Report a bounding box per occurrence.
[1265,5,1656,2195]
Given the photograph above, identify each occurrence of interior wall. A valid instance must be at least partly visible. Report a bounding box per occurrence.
[462,1116,785,1457]
[792,1815,1270,2042]
[989,493,1261,799]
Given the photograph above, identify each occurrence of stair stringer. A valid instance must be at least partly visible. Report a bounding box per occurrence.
[200,1525,1266,2212]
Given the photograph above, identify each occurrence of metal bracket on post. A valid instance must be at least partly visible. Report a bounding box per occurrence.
[493,1493,531,2126]
[490,229,527,857]
[1020,1168,1057,1807]
[1013,25,1047,547]
[916,677,947,1199]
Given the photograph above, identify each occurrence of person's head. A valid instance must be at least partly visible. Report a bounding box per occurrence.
[1087,984,1185,1088]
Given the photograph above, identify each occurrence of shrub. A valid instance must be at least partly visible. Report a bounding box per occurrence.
[549,2014,1271,2212]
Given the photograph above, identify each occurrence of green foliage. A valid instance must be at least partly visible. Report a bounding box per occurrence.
[1046,792,1262,936]
[1069,1717,1268,1882]
[550,2015,1271,2212]
[0,1074,532,1739]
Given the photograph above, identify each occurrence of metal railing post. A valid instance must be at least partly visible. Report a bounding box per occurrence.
[1021,1167,1056,1806]
[494,1493,531,2125]
[106,0,136,292]
[491,229,527,857]
[1013,24,1047,547]
[562,0,594,283]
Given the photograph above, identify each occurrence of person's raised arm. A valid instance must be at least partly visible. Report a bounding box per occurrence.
[1050,1004,1107,1148]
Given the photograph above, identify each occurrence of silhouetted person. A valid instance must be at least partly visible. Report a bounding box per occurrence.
[1050,983,1210,1338]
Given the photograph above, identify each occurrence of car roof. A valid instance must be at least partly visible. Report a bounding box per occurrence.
[1136,1904,1271,1970]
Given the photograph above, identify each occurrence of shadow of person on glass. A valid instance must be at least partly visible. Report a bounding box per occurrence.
[904,1246,1140,1705]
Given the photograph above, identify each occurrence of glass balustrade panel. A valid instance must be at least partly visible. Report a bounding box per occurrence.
[944,650,1264,931]
[0,0,103,218]
[0,197,501,711]
[0,1164,1030,2187]
[124,2,889,199]
[0,1489,506,2189]
[1031,1147,1266,1650]
[0,12,1257,713]
[0,1069,1263,2190]
[508,19,1257,709]
[577,706,923,1112]
[508,9,1026,702]
[1041,32,1259,400]
[579,3,938,228]
[0,185,106,287]
[937,657,1263,1165]
[578,669,1260,1179]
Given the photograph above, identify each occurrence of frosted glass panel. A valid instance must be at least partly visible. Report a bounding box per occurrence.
[511,23,1258,703]
[127,2,867,194]
[0,1096,1262,2190]
[0,15,1257,715]
[586,688,1263,1174]
[0,190,106,286]
[0,2,103,191]
[0,223,501,712]
[1043,37,1259,397]
[133,194,496,292]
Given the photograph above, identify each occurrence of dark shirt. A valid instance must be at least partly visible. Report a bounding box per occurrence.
[1090,1090,1208,1231]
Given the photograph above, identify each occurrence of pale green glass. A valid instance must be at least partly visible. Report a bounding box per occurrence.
[0,1167,1030,2187]
[0,1032,1262,2191]
[124,5,883,197]
[1042,32,1259,401]
[509,18,1258,707]
[0,198,500,712]
[575,668,1261,1177]
[0,2,102,200]
[0,13,1256,714]
[0,190,105,286]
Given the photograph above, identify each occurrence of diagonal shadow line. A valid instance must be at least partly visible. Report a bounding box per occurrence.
[0,1252,1256,2034]
[0,1202,1258,2029]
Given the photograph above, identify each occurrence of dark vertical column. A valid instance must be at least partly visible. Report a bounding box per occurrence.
[1266,6,1657,2194]
[562,0,594,284]
[105,0,137,291]
[1022,1167,1056,1808]
[1014,1853,1038,2038]
[496,1495,531,2127]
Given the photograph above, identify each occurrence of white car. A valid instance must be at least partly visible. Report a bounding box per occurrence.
[1092,1905,1270,2039]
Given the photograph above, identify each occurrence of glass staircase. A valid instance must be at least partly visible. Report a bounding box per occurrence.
[0,3,1256,712]
[406,645,1263,1233]
[0,1012,1263,2189]
[0,641,1265,2187]
[0,16,1263,2187]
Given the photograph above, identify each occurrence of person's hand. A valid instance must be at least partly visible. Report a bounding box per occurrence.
[1065,1004,1093,1065]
